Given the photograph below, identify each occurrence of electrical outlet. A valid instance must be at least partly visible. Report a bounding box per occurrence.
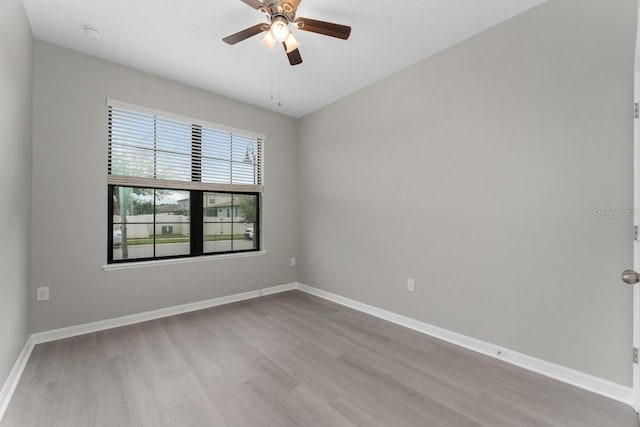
[407,279,415,292]
[291,257,296,266]
[36,286,50,301]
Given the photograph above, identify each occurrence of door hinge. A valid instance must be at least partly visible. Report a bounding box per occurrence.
[635,103,639,119]
[635,225,638,241]
[634,348,638,364]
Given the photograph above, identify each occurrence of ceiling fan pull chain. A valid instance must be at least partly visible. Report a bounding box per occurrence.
[277,43,282,107]
[278,60,282,107]
[270,47,275,102]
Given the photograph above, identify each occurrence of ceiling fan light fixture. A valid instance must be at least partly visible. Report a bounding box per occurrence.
[261,31,275,50]
[284,33,300,53]
[270,16,290,42]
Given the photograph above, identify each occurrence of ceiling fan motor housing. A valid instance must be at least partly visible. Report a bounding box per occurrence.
[262,0,301,22]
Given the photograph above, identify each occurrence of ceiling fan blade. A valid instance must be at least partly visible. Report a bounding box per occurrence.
[223,24,268,45]
[285,44,303,66]
[239,0,264,10]
[295,17,351,40]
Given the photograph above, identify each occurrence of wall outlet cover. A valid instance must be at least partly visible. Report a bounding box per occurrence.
[36,286,50,301]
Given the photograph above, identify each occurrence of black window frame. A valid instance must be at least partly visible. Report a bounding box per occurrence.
[108,186,260,264]
[200,191,260,257]
[107,101,264,265]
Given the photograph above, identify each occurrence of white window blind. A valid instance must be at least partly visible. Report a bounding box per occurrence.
[108,100,264,193]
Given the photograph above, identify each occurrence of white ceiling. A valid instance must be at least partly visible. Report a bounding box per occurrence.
[22,0,547,118]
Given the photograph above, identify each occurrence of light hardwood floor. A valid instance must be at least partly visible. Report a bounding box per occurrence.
[2,291,638,426]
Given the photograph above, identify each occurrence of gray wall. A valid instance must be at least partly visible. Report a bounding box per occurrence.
[31,41,298,332]
[298,0,636,386]
[0,0,33,387]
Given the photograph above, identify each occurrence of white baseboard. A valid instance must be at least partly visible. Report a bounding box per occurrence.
[0,282,297,423]
[31,283,297,345]
[295,283,634,407]
[0,336,35,422]
[260,283,297,296]
[1,280,633,423]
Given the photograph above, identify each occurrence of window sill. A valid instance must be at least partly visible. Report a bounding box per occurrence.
[102,251,268,271]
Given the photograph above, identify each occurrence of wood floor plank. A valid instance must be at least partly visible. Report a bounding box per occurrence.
[2,290,638,426]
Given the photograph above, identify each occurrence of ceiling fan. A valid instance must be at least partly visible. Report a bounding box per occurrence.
[222,0,352,66]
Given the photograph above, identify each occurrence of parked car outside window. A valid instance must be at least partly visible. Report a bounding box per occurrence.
[245,227,254,240]
[113,228,122,246]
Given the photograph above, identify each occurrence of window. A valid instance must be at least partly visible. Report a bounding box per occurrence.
[108,100,263,263]
[203,193,258,253]
[111,187,191,261]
